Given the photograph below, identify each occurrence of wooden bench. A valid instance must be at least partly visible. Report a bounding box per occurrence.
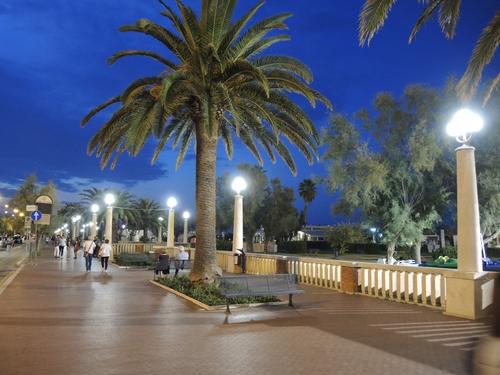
[218,274,304,313]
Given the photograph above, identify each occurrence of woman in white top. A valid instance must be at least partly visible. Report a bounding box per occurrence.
[99,239,112,272]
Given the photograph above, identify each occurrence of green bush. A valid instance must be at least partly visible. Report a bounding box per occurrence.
[486,247,500,259]
[277,240,307,254]
[346,243,387,255]
[306,241,331,250]
[216,239,233,251]
[158,276,280,306]
[114,253,156,267]
[431,246,457,260]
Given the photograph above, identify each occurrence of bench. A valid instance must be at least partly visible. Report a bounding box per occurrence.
[218,274,304,313]
[152,256,193,280]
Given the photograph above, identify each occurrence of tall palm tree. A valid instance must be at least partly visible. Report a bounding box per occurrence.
[131,199,162,242]
[58,202,86,225]
[298,179,317,226]
[358,0,499,103]
[81,0,331,282]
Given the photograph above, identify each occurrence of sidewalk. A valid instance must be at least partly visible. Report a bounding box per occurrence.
[0,248,490,375]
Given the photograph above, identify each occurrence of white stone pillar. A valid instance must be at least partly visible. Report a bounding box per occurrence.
[105,206,113,244]
[157,223,162,243]
[456,145,482,273]
[440,229,446,249]
[167,208,175,248]
[183,218,188,243]
[90,213,97,239]
[232,194,244,253]
[72,223,76,240]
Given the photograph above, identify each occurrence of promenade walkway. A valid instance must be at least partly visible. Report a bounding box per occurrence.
[0,247,491,375]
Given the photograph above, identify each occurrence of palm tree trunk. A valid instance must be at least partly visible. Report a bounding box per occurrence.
[190,130,221,283]
[303,202,308,226]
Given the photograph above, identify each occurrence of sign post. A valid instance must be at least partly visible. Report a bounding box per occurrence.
[31,210,42,257]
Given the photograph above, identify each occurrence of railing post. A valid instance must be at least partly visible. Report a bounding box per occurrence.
[340,263,360,294]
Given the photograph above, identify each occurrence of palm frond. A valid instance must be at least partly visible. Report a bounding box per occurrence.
[409,0,442,43]
[81,96,121,126]
[359,0,398,47]
[108,50,178,69]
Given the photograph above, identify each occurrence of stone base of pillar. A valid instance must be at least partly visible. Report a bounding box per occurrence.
[340,265,360,294]
[227,260,243,274]
[445,272,497,320]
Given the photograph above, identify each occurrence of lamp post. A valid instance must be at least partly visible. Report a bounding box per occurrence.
[90,204,99,239]
[446,108,484,273]
[182,211,190,243]
[166,197,177,248]
[157,217,164,243]
[231,177,247,253]
[104,193,115,244]
[370,227,377,243]
[71,216,78,241]
[75,215,81,238]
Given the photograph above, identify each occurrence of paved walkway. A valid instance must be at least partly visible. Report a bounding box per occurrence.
[0,248,492,375]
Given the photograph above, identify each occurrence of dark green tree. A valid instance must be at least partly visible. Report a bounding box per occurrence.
[81,0,330,282]
[323,85,450,263]
[131,198,161,242]
[298,178,317,225]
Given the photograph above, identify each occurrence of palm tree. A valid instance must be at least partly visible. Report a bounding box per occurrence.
[358,1,499,103]
[131,199,161,242]
[298,179,317,226]
[58,202,86,224]
[81,0,331,282]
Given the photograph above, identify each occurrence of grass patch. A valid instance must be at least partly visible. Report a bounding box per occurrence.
[158,276,280,306]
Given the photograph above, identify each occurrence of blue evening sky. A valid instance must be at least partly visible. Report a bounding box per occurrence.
[0,0,498,224]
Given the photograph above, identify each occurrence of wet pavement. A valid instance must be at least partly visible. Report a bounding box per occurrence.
[0,247,491,375]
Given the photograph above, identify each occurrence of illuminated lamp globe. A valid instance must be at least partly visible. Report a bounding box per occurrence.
[231,177,247,194]
[91,204,100,213]
[183,211,190,220]
[158,216,164,222]
[167,197,178,209]
[104,193,116,207]
[446,109,483,143]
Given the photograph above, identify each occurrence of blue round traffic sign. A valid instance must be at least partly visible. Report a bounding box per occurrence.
[31,210,42,221]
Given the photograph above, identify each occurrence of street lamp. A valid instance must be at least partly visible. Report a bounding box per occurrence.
[166,197,177,248]
[158,216,164,243]
[90,204,99,239]
[71,216,78,240]
[231,177,247,255]
[182,211,190,243]
[370,227,376,243]
[104,193,115,248]
[446,108,483,273]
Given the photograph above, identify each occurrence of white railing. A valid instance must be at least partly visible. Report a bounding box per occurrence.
[356,263,453,309]
[115,245,454,310]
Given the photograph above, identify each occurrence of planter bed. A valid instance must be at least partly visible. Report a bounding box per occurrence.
[150,276,283,311]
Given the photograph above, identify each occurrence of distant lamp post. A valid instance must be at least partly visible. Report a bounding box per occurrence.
[71,216,78,240]
[370,227,377,243]
[104,193,115,246]
[446,108,484,273]
[231,177,247,254]
[166,197,177,248]
[90,204,99,239]
[182,211,190,243]
[157,217,164,243]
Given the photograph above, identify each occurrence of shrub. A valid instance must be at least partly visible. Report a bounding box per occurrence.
[114,253,156,267]
[431,246,457,260]
[158,276,279,306]
[216,239,233,251]
[345,243,387,254]
[486,247,500,259]
[277,240,307,254]
[305,241,331,250]
[328,224,368,254]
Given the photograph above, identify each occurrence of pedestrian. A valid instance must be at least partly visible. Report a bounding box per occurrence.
[73,239,80,259]
[174,246,189,277]
[99,239,112,272]
[82,237,95,272]
[58,236,66,258]
[93,237,101,258]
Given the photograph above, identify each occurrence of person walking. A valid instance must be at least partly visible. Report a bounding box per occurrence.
[99,239,112,272]
[58,236,66,258]
[174,246,189,277]
[82,237,95,272]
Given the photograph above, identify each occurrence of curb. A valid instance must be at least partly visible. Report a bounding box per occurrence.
[149,280,287,311]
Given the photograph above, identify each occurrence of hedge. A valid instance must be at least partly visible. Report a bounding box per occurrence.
[277,241,307,254]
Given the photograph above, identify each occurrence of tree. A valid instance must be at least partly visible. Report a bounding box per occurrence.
[131,199,161,242]
[298,179,317,225]
[259,178,300,242]
[81,0,330,282]
[216,164,269,249]
[328,224,367,255]
[323,85,449,263]
[358,0,499,103]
